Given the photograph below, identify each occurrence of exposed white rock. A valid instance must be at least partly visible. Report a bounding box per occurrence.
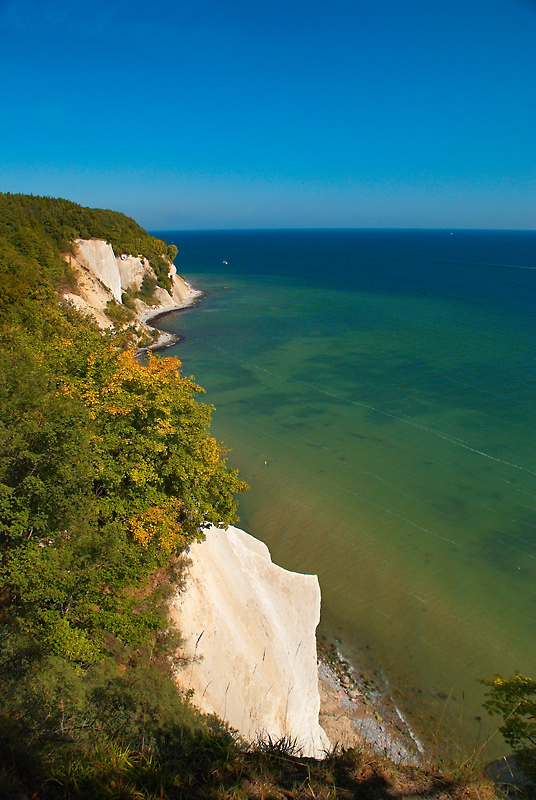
[153,286,176,307]
[117,254,146,292]
[63,239,199,335]
[75,239,122,302]
[115,255,192,303]
[169,264,193,303]
[171,525,329,759]
[62,288,112,329]
[63,244,116,329]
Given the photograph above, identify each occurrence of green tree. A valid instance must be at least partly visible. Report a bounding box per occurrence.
[1,325,247,666]
[136,273,159,304]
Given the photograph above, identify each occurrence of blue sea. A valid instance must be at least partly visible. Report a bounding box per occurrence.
[152,228,536,759]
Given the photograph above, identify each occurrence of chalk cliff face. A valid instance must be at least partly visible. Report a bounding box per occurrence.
[75,239,123,303]
[63,240,120,328]
[169,263,195,303]
[117,254,146,293]
[171,525,329,759]
[63,238,196,331]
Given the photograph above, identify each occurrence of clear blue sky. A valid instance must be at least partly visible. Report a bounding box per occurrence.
[1,0,534,229]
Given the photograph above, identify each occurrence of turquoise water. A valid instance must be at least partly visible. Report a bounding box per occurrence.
[153,229,536,759]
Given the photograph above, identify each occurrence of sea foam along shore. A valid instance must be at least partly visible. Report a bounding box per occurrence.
[137,287,205,350]
[318,644,425,764]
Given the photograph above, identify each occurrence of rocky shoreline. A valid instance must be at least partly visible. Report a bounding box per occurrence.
[317,640,425,763]
[136,290,205,351]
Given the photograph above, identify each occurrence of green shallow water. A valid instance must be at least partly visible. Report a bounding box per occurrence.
[155,231,536,760]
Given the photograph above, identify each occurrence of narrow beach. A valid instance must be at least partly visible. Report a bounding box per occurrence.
[137,289,204,350]
[318,642,425,762]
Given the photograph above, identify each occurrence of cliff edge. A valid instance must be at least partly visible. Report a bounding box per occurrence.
[63,238,199,335]
[171,525,330,759]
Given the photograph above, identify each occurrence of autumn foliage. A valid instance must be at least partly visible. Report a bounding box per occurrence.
[0,196,249,794]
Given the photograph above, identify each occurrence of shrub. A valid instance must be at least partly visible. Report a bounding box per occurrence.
[104,299,135,325]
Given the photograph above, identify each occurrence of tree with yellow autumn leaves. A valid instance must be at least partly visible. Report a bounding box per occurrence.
[1,320,247,666]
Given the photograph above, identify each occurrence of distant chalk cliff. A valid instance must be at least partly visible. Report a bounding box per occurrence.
[63,238,198,332]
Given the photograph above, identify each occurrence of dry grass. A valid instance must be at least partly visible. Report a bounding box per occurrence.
[0,729,501,800]
[233,742,498,800]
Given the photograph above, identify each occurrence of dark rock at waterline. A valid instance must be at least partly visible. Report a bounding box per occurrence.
[484,752,535,797]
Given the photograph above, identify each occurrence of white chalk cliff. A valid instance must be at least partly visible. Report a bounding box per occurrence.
[63,238,197,331]
[171,525,329,759]
[75,239,123,303]
[117,253,147,294]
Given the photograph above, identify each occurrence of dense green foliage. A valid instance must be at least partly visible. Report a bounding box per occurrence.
[0,194,248,798]
[105,298,136,324]
[1,332,246,664]
[137,274,160,305]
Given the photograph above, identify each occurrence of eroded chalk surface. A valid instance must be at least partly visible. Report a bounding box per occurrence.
[171,525,329,758]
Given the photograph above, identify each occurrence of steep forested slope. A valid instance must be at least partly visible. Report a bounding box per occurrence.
[0,192,177,302]
[0,194,248,797]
